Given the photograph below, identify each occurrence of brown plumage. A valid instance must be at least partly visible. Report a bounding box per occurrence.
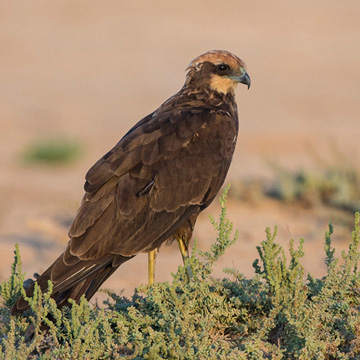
[12,50,250,315]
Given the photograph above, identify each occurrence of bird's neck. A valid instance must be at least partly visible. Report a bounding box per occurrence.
[181,84,238,117]
[155,84,238,122]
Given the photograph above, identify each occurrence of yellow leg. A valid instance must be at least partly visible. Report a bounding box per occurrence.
[176,236,193,281]
[148,249,157,285]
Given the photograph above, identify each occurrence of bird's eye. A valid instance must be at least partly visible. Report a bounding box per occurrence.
[216,64,230,72]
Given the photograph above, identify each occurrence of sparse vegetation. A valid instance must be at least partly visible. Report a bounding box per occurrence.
[22,138,82,165]
[229,159,360,215]
[268,164,360,213]
[1,189,360,359]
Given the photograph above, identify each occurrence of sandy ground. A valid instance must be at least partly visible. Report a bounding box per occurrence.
[1,1,360,300]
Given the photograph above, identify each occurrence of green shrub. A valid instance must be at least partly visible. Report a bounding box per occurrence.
[1,188,360,359]
[268,164,360,213]
[22,138,82,165]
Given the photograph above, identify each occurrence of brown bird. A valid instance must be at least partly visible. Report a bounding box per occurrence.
[12,50,250,315]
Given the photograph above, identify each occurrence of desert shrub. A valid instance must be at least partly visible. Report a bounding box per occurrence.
[22,138,82,165]
[267,164,360,213]
[229,151,360,214]
[1,188,360,359]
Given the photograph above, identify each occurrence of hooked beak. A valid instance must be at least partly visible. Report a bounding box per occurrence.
[231,71,251,89]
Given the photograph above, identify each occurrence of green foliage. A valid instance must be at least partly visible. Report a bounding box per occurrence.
[268,164,360,213]
[229,151,360,215]
[0,244,24,308]
[1,190,360,359]
[22,138,82,165]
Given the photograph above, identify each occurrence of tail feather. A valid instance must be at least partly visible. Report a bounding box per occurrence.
[11,253,130,315]
[50,264,120,307]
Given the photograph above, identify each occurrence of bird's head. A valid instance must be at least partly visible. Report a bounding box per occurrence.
[185,50,251,95]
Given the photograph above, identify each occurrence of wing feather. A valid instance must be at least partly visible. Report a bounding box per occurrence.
[69,190,115,238]
[67,108,237,261]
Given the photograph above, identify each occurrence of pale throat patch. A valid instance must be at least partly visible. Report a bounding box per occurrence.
[209,75,237,95]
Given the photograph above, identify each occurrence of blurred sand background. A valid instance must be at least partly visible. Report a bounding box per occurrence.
[1,1,360,299]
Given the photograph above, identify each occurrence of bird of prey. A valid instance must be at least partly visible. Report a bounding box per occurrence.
[12,50,250,315]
